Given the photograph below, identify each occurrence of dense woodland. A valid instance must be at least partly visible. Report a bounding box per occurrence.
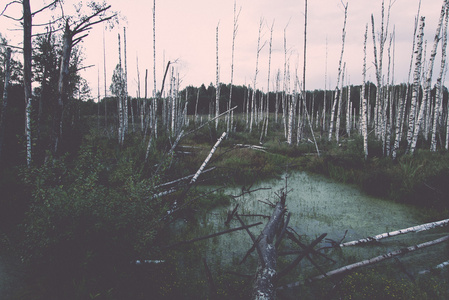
[1,0,449,299]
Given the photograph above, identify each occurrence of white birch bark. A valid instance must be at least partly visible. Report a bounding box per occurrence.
[152,0,157,138]
[194,88,200,125]
[346,83,351,137]
[170,67,175,135]
[26,98,32,166]
[322,38,328,133]
[250,18,265,133]
[264,20,274,138]
[190,132,226,185]
[287,94,293,145]
[275,70,280,124]
[103,27,108,129]
[282,23,289,138]
[444,88,449,150]
[335,64,346,143]
[310,235,449,281]
[23,0,32,163]
[117,33,124,145]
[124,27,132,133]
[362,24,369,159]
[328,2,347,141]
[227,1,241,133]
[410,3,446,154]
[392,4,421,159]
[407,17,425,149]
[246,85,251,127]
[432,2,448,151]
[341,218,449,247]
[215,21,220,129]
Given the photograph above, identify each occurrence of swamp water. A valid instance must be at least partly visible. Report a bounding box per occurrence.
[174,171,449,286]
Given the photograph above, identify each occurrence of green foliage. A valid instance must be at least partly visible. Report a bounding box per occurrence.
[18,132,170,298]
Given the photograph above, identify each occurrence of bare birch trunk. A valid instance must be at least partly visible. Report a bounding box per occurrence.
[275,70,280,124]
[264,20,274,139]
[103,27,108,129]
[322,38,328,133]
[392,3,421,159]
[250,18,265,133]
[124,27,132,133]
[117,33,124,145]
[26,99,32,166]
[406,17,425,150]
[191,132,226,184]
[328,2,348,141]
[215,21,220,129]
[283,24,289,138]
[228,1,241,133]
[287,94,294,145]
[410,2,446,154]
[152,0,157,138]
[335,64,345,143]
[170,67,175,135]
[23,0,32,165]
[362,24,369,159]
[341,218,449,247]
[432,5,448,151]
[346,84,351,137]
[311,235,449,281]
[246,85,251,127]
[195,88,200,125]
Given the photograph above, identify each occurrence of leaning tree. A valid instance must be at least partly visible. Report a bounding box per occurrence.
[52,2,117,154]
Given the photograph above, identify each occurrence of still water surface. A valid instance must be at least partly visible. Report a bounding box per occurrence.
[177,171,448,280]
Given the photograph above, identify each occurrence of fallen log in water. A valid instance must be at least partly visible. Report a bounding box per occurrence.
[339,218,449,247]
[310,235,449,282]
[253,200,286,300]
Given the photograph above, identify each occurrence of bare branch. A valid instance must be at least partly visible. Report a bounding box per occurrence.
[72,4,113,34]
[0,1,21,18]
[164,222,263,249]
[31,0,59,17]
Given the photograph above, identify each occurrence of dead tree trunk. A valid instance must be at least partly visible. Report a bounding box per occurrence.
[253,198,286,300]
[311,235,449,281]
[431,4,448,151]
[340,218,449,247]
[227,1,241,133]
[0,47,12,161]
[410,1,446,154]
[23,0,32,166]
[328,2,348,141]
[215,21,220,129]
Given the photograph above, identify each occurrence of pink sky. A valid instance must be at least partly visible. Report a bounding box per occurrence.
[0,0,446,99]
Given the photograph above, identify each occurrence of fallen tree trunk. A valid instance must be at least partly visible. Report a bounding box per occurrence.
[340,218,449,247]
[253,198,286,300]
[310,235,449,282]
[154,167,215,190]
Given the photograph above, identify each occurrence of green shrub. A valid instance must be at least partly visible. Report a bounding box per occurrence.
[19,135,170,298]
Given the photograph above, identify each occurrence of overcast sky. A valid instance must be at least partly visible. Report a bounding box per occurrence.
[0,0,447,99]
